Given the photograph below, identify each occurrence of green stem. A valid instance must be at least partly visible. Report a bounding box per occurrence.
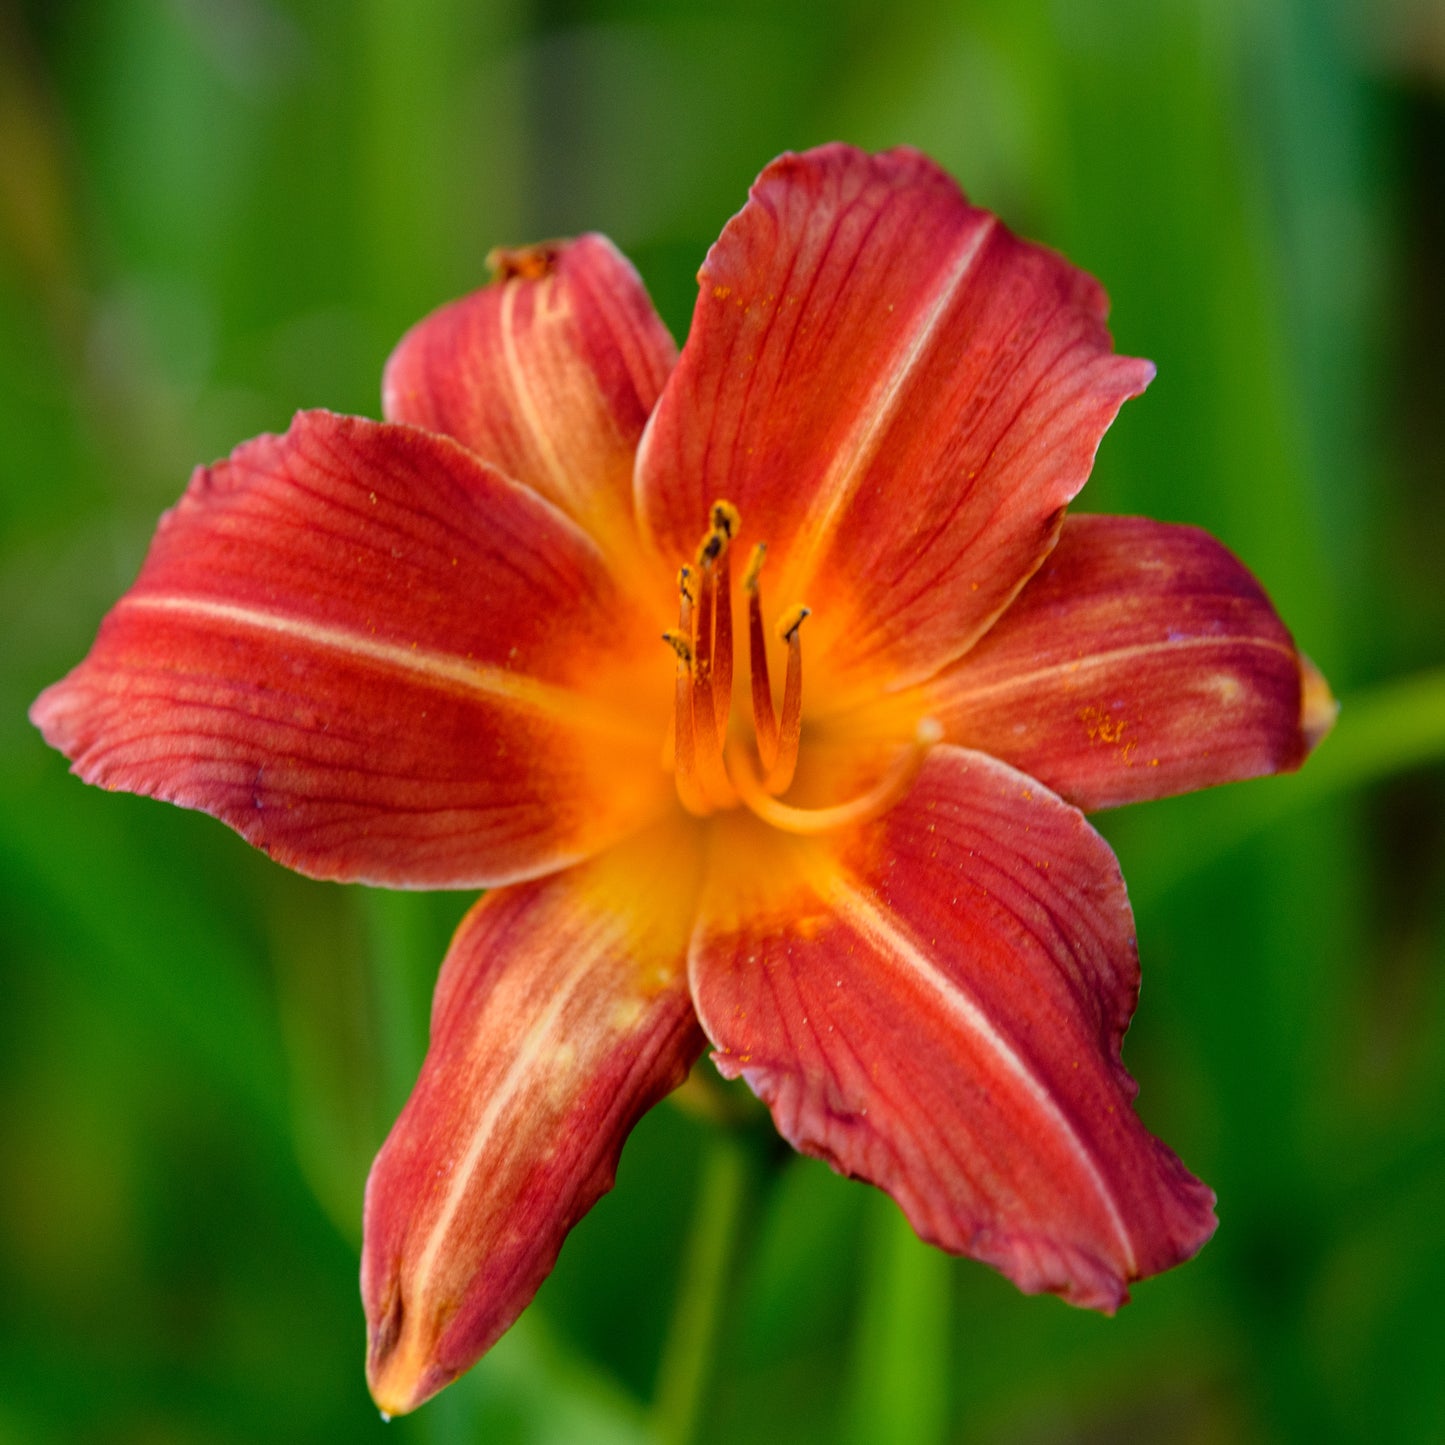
[652,1128,750,1445]
[845,1195,951,1445]
[359,887,431,1125]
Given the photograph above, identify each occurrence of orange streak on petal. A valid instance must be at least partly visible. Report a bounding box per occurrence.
[363,819,706,1416]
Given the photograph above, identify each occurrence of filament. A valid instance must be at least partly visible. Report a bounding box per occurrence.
[730,719,943,836]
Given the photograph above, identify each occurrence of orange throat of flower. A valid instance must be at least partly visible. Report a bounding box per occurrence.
[661,500,941,835]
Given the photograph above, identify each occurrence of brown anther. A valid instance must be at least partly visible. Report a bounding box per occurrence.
[710,500,741,540]
[777,605,811,644]
[486,243,561,283]
[666,501,744,816]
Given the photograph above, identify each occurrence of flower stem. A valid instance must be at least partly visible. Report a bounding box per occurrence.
[651,1127,750,1445]
[845,1194,951,1445]
[359,888,431,1123]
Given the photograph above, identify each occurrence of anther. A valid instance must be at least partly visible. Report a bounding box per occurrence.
[670,500,742,814]
[777,605,811,643]
[743,543,766,594]
[661,630,693,664]
[710,500,741,540]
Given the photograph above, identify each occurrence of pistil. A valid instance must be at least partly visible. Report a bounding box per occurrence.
[664,515,741,817]
[744,545,778,770]
[730,718,944,836]
[662,627,709,817]
[766,605,809,795]
[707,503,738,738]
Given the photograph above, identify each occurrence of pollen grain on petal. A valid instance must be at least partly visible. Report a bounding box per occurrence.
[487,242,563,283]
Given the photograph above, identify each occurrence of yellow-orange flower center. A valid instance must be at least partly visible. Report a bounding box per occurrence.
[662,500,940,832]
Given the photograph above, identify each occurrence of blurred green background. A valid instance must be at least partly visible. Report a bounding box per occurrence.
[3,0,1444,1441]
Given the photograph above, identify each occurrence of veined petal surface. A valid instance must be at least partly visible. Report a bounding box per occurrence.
[637,144,1152,701]
[362,823,705,1416]
[690,747,1215,1309]
[856,514,1323,810]
[384,234,676,559]
[31,411,670,888]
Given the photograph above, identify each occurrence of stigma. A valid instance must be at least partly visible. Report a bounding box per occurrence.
[662,501,938,831]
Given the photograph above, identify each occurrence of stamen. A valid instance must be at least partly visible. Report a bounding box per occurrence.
[663,500,750,815]
[765,605,810,794]
[742,542,767,593]
[778,605,811,643]
[664,584,710,817]
[711,540,734,739]
[731,718,944,836]
[709,500,741,542]
[692,552,714,685]
[690,603,735,809]
[687,506,740,811]
[743,544,778,770]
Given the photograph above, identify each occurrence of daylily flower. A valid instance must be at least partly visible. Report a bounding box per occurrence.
[32,145,1334,1416]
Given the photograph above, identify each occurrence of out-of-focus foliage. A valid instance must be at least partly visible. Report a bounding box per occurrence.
[3,1,1442,1441]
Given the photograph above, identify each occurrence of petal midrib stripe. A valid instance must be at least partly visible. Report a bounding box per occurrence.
[928,633,1299,709]
[821,868,1138,1271]
[409,913,630,1302]
[499,278,577,507]
[122,594,650,740]
[785,216,997,590]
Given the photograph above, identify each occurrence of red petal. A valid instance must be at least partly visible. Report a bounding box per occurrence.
[636,145,1151,700]
[907,514,1327,809]
[690,748,1215,1309]
[31,411,671,887]
[383,234,676,558]
[362,824,705,1416]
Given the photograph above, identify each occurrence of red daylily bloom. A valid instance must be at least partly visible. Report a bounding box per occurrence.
[32,145,1334,1415]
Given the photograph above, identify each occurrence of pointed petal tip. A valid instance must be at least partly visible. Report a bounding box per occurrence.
[365,1309,457,1420]
[1300,653,1338,753]
[359,829,704,1415]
